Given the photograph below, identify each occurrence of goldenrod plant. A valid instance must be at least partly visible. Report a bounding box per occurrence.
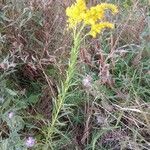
[46,0,118,146]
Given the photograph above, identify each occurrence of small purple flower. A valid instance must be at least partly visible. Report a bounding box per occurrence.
[82,75,92,88]
[8,112,14,119]
[25,137,36,148]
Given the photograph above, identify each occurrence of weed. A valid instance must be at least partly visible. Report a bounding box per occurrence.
[0,0,150,150]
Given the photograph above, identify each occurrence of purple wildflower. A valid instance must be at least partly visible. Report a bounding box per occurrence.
[82,75,92,88]
[25,137,36,148]
[8,112,14,119]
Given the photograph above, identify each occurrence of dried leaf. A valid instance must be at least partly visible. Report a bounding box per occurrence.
[79,48,92,64]
[132,52,142,66]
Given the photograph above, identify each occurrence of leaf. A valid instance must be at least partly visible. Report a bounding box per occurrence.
[0,139,9,150]
[27,94,40,104]
[5,88,17,96]
[19,9,32,28]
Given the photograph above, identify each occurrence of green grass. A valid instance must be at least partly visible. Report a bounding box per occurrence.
[0,0,150,150]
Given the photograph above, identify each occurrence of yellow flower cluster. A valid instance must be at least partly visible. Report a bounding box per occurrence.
[66,0,118,38]
[66,0,87,28]
[89,22,114,38]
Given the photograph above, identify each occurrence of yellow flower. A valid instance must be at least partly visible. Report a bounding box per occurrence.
[97,3,119,15]
[66,1,118,37]
[66,0,87,28]
[83,3,118,25]
[83,6,105,25]
[89,22,114,38]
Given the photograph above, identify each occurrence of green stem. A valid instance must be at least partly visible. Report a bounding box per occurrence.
[46,27,82,143]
